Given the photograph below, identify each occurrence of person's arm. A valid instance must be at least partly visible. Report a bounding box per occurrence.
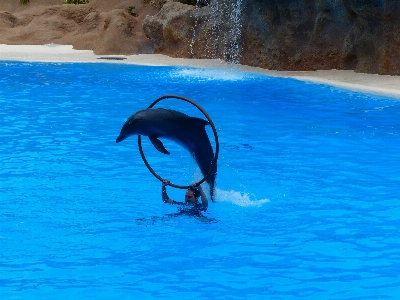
[162,180,184,205]
[194,183,208,209]
[162,180,171,203]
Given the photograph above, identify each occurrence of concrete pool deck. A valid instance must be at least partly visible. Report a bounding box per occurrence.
[1,44,400,99]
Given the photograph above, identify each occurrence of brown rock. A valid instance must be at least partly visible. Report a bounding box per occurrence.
[1,0,400,75]
[143,0,400,75]
[0,0,158,55]
[143,2,194,55]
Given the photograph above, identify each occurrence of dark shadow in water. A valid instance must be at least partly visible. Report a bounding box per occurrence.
[97,57,127,60]
[135,208,218,225]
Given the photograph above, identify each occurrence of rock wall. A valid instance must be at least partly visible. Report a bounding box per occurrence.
[1,0,400,74]
[0,0,158,54]
[241,0,400,75]
[144,0,400,75]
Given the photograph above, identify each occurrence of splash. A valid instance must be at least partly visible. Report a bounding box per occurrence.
[215,188,270,207]
[169,67,255,81]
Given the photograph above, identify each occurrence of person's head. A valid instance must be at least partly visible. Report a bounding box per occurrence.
[185,187,200,204]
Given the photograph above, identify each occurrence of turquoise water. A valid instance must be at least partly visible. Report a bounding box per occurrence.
[1,61,400,299]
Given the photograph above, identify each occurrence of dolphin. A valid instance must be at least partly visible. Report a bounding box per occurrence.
[116,108,217,200]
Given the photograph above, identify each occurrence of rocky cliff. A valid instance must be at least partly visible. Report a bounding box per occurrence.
[243,0,400,75]
[1,0,399,75]
[144,0,400,75]
[0,0,158,54]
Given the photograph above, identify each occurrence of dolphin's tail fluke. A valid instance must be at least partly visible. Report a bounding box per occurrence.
[210,186,215,202]
[207,176,216,202]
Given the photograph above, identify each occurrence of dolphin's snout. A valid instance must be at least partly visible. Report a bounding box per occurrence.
[116,135,126,143]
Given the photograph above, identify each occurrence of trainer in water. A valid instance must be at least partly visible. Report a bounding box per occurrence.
[115,108,217,201]
[162,180,208,213]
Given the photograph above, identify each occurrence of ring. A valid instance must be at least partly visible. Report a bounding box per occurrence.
[138,95,219,189]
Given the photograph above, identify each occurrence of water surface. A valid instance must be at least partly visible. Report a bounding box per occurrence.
[1,62,400,299]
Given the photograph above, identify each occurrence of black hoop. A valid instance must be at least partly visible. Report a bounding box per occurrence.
[138,95,219,189]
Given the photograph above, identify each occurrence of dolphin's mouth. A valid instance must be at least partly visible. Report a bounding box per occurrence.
[115,135,126,143]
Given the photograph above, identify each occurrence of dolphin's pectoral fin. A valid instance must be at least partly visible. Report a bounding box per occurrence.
[149,136,170,155]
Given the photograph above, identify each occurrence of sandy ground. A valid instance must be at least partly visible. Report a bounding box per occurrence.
[1,44,400,99]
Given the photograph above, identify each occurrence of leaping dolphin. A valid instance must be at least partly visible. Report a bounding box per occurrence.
[116,108,217,200]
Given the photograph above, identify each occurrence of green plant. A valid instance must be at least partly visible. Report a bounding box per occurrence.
[63,0,90,4]
[127,6,138,17]
[20,0,29,5]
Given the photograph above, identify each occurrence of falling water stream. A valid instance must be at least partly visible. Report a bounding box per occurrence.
[189,1,201,57]
[226,0,244,63]
[189,0,244,63]
[209,0,220,58]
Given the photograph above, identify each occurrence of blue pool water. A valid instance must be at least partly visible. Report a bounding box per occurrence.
[1,61,400,299]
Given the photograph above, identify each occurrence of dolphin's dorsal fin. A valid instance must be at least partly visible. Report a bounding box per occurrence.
[191,117,210,127]
[149,136,170,155]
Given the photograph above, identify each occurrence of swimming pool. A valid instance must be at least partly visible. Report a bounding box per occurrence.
[1,61,399,299]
